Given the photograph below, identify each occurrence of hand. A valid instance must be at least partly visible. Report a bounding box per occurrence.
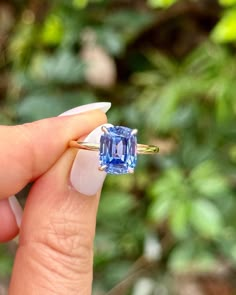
[0,102,110,295]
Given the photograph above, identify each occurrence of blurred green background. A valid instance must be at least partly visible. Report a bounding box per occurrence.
[0,0,236,294]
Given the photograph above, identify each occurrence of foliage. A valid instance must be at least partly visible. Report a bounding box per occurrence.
[0,245,13,277]
[212,0,236,42]
[0,0,236,294]
[148,0,177,8]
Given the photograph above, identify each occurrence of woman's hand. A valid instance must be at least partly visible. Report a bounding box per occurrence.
[0,102,110,295]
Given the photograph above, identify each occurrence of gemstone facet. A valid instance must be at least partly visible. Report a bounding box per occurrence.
[99,126,137,174]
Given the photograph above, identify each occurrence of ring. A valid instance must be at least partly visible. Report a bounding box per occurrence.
[69,125,159,175]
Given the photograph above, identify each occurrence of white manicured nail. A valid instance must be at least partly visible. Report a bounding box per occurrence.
[8,196,23,228]
[70,123,113,196]
[59,102,111,116]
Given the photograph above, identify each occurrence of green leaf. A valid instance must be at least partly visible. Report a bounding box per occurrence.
[0,256,13,276]
[216,92,233,123]
[148,168,190,225]
[17,91,96,121]
[145,50,177,76]
[190,161,228,198]
[97,192,135,221]
[18,94,64,120]
[40,14,64,46]
[169,242,218,273]
[190,199,223,238]
[182,143,213,169]
[148,0,177,8]
[30,51,85,85]
[147,82,184,132]
[0,112,14,125]
[211,8,236,43]
[169,201,190,238]
[96,28,124,56]
[9,23,36,67]
[194,176,228,198]
[105,10,154,43]
[73,0,89,9]
[94,231,117,265]
[229,244,236,263]
[104,261,132,289]
[0,245,13,277]
[219,0,236,6]
[148,197,171,223]
[149,168,188,202]
[229,145,236,163]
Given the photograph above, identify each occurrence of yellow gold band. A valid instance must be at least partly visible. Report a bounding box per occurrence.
[69,141,159,155]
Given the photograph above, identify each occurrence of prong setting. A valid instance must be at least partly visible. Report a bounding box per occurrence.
[101,126,109,134]
[131,129,138,136]
[98,165,107,171]
[128,168,134,174]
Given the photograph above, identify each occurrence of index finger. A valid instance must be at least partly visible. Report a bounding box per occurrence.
[0,109,107,199]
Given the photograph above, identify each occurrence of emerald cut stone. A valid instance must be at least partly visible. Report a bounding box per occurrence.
[99,126,137,174]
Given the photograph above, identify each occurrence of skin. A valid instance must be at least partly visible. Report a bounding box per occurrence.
[0,110,107,295]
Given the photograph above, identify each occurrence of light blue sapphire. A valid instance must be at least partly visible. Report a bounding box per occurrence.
[99,126,137,174]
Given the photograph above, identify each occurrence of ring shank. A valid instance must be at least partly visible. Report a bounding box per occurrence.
[69,141,159,154]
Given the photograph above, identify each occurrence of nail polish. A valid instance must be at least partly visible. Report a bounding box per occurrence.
[8,196,23,228]
[59,102,111,117]
[70,124,113,196]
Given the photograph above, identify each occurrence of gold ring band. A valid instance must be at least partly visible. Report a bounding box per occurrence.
[69,141,159,155]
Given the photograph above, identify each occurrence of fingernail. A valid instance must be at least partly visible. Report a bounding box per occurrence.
[59,102,111,116]
[8,196,23,228]
[70,123,113,196]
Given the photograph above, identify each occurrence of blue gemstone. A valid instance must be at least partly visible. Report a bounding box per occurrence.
[99,126,137,174]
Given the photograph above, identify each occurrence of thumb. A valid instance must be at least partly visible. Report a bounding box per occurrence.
[9,125,108,295]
